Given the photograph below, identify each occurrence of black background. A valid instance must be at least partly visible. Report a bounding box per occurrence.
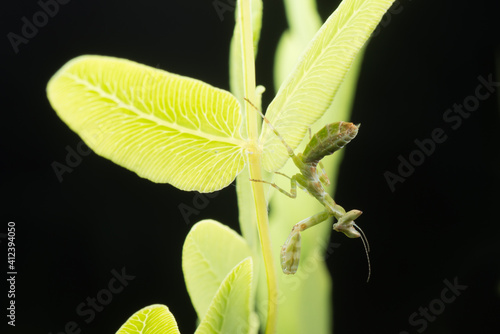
[1,0,500,333]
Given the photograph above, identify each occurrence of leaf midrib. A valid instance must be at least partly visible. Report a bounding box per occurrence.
[65,73,247,147]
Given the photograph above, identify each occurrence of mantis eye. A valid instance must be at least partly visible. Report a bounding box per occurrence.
[332,209,363,238]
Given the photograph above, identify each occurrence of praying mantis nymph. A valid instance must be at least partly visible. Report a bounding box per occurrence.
[245,98,371,282]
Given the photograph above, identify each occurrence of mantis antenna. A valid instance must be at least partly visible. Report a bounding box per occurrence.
[354,223,371,282]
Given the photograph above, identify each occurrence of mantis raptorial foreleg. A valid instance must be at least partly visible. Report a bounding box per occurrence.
[281,210,330,274]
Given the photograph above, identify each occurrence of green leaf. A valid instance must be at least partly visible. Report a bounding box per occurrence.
[47,55,246,192]
[229,0,263,104]
[115,304,180,334]
[274,0,322,89]
[274,257,332,334]
[262,0,396,171]
[182,219,253,321]
[194,257,253,334]
[235,167,261,253]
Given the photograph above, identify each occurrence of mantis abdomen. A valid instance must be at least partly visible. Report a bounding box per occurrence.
[301,122,359,164]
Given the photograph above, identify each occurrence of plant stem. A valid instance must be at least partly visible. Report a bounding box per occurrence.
[239,0,278,333]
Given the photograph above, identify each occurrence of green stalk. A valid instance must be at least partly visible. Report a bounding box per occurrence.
[238,0,278,333]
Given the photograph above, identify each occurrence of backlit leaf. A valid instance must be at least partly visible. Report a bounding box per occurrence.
[47,55,246,192]
[194,257,253,334]
[116,304,180,334]
[182,220,253,321]
[274,0,322,89]
[262,0,396,171]
[230,0,263,104]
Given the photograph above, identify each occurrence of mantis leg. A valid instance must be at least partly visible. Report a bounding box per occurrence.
[249,173,298,199]
[244,97,302,166]
[280,210,330,274]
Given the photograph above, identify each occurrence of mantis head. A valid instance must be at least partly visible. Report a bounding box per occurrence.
[332,209,363,238]
[333,209,371,282]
